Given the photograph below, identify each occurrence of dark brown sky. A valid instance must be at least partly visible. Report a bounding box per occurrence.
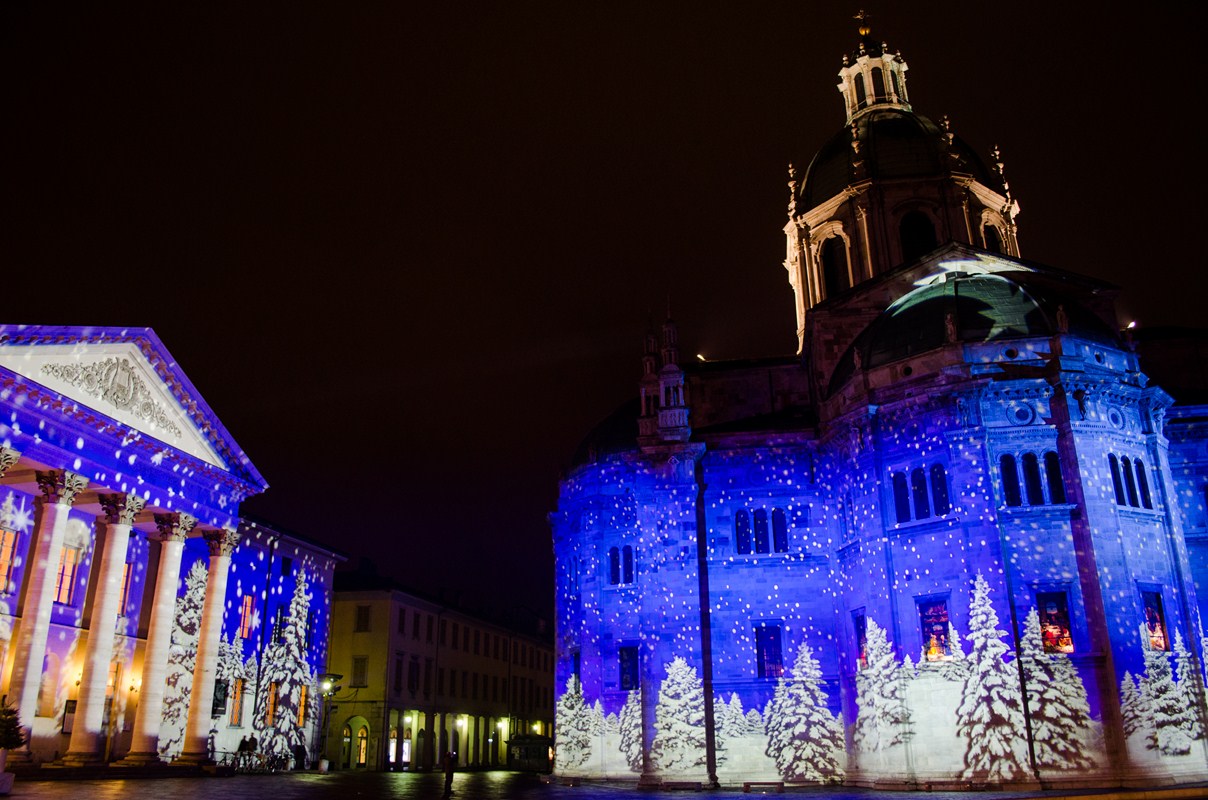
[4,3,1205,619]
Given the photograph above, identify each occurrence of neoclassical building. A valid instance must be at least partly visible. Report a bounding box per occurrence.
[0,325,339,767]
[552,24,1208,790]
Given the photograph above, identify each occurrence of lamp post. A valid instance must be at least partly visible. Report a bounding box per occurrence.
[318,672,342,770]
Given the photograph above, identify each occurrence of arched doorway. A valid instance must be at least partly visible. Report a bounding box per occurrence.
[342,715,371,769]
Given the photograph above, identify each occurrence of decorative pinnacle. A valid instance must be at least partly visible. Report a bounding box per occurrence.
[787,163,798,216]
[991,144,1014,203]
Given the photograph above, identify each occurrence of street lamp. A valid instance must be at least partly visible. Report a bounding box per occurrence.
[318,672,343,769]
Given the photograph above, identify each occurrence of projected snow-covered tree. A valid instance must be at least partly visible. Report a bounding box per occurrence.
[618,689,643,772]
[254,571,316,757]
[763,643,844,782]
[1019,608,1094,770]
[159,559,207,759]
[651,657,706,773]
[853,618,910,755]
[555,675,593,771]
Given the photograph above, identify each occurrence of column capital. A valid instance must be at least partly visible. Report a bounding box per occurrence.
[35,470,89,505]
[203,528,240,557]
[0,446,20,478]
[99,493,146,526]
[152,512,196,542]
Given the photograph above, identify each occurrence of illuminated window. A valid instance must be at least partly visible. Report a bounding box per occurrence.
[735,510,751,554]
[1036,592,1074,653]
[772,509,788,553]
[54,546,81,605]
[853,610,868,670]
[1142,590,1169,651]
[0,529,16,593]
[356,727,368,766]
[229,678,244,726]
[619,645,639,691]
[354,605,371,632]
[918,598,951,661]
[239,595,255,639]
[118,560,134,614]
[351,656,368,687]
[265,681,278,725]
[297,685,307,726]
[754,624,783,678]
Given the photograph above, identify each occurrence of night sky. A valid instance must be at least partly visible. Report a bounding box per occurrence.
[4,4,1206,620]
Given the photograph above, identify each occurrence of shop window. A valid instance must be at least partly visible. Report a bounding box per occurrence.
[1142,590,1169,651]
[919,598,951,661]
[1036,592,1074,653]
[754,624,783,678]
[619,645,639,691]
[753,509,770,554]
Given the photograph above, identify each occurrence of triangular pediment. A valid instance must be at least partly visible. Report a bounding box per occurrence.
[0,326,255,477]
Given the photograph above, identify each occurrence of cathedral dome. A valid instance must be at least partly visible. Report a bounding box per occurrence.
[828,270,1119,396]
[799,108,994,210]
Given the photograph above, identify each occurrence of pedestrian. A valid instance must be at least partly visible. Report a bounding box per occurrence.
[442,750,455,796]
[237,735,249,768]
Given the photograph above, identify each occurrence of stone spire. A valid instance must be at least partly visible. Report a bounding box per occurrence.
[836,11,910,123]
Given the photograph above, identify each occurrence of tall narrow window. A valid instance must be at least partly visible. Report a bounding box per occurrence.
[1142,590,1169,651]
[870,66,885,101]
[1122,456,1139,507]
[919,599,951,661]
[1135,458,1153,509]
[1022,453,1044,505]
[239,595,255,639]
[853,611,868,670]
[930,464,950,515]
[892,472,911,523]
[1036,591,1074,653]
[354,604,371,632]
[409,656,419,694]
[735,509,751,554]
[118,560,134,614]
[1000,454,1022,507]
[0,529,16,593]
[265,682,279,726]
[622,545,634,584]
[619,646,639,691]
[393,656,404,696]
[297,685,308,726]
[772,508,788,553]
[352,656,369,687]
[608,547,620,585]
[821,236,850,298]
[754,625,783,678]
[1044,451,1066,504]
[910,467,931,519]
[54,546,81,605]
[1109,454,1126,505]
[753,509,770,554]
[982,223,1002,253]
[853,74,867,108]
[900,211,937,262]
[229,677,244,726]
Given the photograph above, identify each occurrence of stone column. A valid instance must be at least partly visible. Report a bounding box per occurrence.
[175,528,238,765]
[6,470,88,758]
[62,492,145,765]
[115,511,195,765]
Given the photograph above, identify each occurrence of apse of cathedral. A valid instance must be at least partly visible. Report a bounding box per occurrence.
[551,19,1208,790]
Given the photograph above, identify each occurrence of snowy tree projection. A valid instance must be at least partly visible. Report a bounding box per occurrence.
[159,559,207,759]
[1019,608,1095,771]
[651,657,707,773]
[618,689,643,772]
[555,676,593,771]
[955,574,1028,782]
[254,570,317,757]
[1173,631,1206,741]
[763,643,844,782]
[1120,672,1144,740]
[1138,629,1195,756]
[854,619,911,755]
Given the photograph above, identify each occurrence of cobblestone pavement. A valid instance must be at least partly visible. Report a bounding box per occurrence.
[5,771,1205,800]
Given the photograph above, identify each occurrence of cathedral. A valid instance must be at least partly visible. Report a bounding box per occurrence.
[551,21,1208,790]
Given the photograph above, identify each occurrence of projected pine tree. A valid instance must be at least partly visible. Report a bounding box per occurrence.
[618,689,643,772]
[555,676,593,771]
[159,559,207,759]
[1120,671,1144,740]
[254,570,316,757]
[1173,631,1206,741]
[939,622,970,682]
[853,618,911,755]
[763,643,844,782]
[1019,608,1094,770]
[956,574,1028,782]
[1140,634,1193,755]
[651,657,707,773]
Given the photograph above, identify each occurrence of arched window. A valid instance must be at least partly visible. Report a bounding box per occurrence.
[735,510,751,555]
[870,66,885,101]
[608,547,620,585]
[1000,454,1022,507]
[1044,451,1066,504]
[1022,453,1044,505]
[854,74,867,108]
[930,464,950,515]
[1121,456,1139,507]
[890,70,901,99]
[772,508,788,553]
[892,472,911,523]
[900,211,937,262]
[820,236,849,298]
[357,726,369,766]
[1135,458,1152,509]
[982,223,1002,253]
[622,545,634,583]
[1109,454,1126,505]
[753,509,770,554]
[910,467,931,519]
